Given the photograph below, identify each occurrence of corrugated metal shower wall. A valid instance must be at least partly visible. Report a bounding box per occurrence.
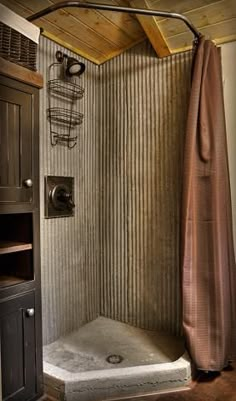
[99,41,192,335]
[38,36,100,345]
[39,37,192,344]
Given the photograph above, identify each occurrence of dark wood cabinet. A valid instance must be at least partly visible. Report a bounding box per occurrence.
[0,292,36,401]
[0,59,43,401]
[0,77,39,208]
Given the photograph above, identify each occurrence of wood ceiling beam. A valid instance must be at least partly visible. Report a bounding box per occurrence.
[128,0,171,57]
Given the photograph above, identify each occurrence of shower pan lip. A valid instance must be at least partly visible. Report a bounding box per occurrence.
[43,318,191,399]
[44,351,190,382]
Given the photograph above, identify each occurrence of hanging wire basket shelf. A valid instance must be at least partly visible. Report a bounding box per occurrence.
[47,79,84,100]
[47,107,83,127]
[47,59,85,149]
[51,131,78,148]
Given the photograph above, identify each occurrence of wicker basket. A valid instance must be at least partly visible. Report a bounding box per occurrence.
[0,21,38,71]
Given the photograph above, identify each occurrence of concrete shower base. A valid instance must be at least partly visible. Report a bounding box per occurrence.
[43,317,191,401]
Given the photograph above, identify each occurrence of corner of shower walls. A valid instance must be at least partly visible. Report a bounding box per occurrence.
[38,36,101,345]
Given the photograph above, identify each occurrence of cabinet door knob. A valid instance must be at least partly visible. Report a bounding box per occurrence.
[24,178,33,188]
[26,308,35,317]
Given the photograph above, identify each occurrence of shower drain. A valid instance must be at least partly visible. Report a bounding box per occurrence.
[106,354,124,364]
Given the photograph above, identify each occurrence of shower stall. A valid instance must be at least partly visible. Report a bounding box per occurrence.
[36,3,198,399]
[39,35,193,400]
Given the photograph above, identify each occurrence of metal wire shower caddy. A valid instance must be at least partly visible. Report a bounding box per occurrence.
[47,61,85,148]
[48,78,84,99]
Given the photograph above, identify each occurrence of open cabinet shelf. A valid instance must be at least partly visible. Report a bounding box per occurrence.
[0,275,26,288]
[0,247,33,288]
[0,241,32,255]
[0,213,34,288]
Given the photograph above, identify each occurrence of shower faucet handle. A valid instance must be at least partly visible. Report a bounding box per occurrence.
[45,176,74,218]
[67,196,75,210]
[50,183,75,211]
[57,189,75,209]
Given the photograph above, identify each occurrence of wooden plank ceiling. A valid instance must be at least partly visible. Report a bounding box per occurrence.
[0,0,235,64]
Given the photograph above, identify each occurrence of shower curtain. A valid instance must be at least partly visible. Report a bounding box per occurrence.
[181,36,236,371]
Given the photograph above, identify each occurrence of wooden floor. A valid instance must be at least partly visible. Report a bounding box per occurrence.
[42,362,236,401]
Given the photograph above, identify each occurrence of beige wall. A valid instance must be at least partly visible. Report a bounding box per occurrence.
[221,41,236,253]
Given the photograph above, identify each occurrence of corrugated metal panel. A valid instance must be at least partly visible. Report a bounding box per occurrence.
[39,37,193,344]
[38,36,100,345]
[99,41,192,335]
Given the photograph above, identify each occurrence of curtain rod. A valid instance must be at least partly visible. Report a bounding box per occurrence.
[27,1,201,41]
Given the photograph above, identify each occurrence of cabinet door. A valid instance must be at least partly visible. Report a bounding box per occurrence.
[0,292,36,401]
[0,81,33,204]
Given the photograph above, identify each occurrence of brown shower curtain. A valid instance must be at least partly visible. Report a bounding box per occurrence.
[181,36,236,371]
